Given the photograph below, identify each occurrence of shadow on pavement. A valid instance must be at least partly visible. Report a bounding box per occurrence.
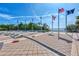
[59,37,72,43]
[48,34,54,36]
[65,33,73,39]
[23,36,66,56]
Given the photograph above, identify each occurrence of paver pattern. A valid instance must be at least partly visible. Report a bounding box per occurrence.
[29,32,72,56]
[0,35,54,56]
[0,31,79,56]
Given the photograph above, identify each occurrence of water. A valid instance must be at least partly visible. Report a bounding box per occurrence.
[0,28,66,32]
[52,28,66,32]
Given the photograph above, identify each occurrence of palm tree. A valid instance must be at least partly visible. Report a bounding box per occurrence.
[66,24,77,32]
[76,16,79,32]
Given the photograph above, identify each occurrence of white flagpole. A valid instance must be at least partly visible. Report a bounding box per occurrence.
[32,18,33,32]
[52,17,53,33]
[58,8,60,40]
[25,19,26,31]
[41,18,42,32]
[65,11,67,34]
[40,17,42,32]
[7,20,9,33]
[17,19,19,31]
[8,20,9,31]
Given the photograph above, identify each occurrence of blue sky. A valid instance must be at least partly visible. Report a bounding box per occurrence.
[0,3,79,29]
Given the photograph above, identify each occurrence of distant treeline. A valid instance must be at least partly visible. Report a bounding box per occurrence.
[66,16,79,32]
[1,16,79,32]
[0,22,50,32]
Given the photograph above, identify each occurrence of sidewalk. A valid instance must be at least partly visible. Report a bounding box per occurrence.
[0,37,55,56]
[28,32,72,56]
[71,33,79,56]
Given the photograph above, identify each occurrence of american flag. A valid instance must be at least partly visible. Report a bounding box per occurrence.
[52,15,56,20]
[58,8,64,13]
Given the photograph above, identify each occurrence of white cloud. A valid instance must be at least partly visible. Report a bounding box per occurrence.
[0,12,64,20]
[0,13,13,19]
[0,7,13,19]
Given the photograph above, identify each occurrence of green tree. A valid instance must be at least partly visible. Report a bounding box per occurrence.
[42,23,50,32]
[0,21,50,32]
[76,16,79,31]
[66,24,77,32]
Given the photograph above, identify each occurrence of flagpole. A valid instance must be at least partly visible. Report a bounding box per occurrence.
[65,11,67,34]
[7,20,9,33]
[17,19,19,31]
[52,19,53,33]
[25,19,26,31]
[41,18,42,32]
[7,20,9,34]
[32,18,33,32]
[40,17,42,32]
[58,8,60,40]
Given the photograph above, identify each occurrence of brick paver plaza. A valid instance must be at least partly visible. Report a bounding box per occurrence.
[0,32,55,56]
[0,31,79,56]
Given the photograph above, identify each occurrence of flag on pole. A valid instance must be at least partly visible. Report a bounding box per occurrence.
[40,16,42,19]
[52,15,56,21]
[67,8,75,15]
[40,16,42,25]
[40,16,43,31]
[58,8,64,40]
[65,8,75,33]
[31,18,34,32]
[51,15,56,33]
[58,8,64,13]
